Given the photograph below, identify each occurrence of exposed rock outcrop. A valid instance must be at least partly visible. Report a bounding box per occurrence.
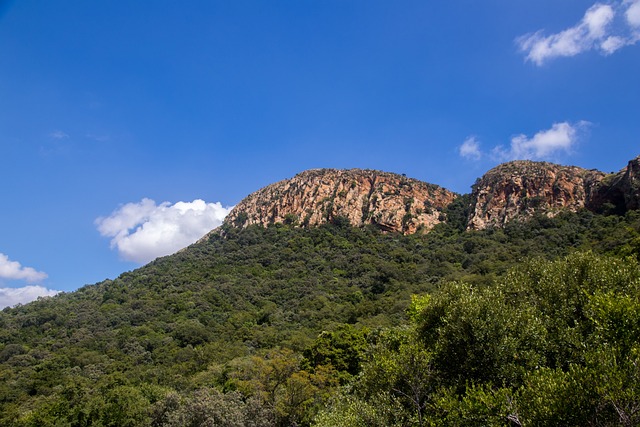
[467,161,606,230]
[223,169,457,234]
[214,156,640,237]
[588,156,640,214]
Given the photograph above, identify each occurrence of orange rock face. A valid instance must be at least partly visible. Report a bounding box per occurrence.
[213,157,639,237]
[467,161,606,230]
[224,169,458,234]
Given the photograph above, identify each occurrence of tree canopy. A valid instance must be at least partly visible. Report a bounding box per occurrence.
[1,208,639,425]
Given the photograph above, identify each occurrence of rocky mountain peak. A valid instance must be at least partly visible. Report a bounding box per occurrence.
[467,160,606,230]
[223,168,457,234]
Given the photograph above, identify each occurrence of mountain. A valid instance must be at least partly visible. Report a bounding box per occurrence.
[223,168,457,234]
[1,156,640,426]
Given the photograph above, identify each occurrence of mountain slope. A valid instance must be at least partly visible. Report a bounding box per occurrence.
[2,209,640,424]
[1,157,640,425]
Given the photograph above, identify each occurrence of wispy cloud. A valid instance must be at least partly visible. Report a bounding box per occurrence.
[49,130,69,139]
[40,130,72,156]
[517,1,640,65]
[0,253,48,283]
[96,198,233,263]
[0,286,60,309]
[86,133,110,142]
[460,121,589,162]
[459,136,482,161]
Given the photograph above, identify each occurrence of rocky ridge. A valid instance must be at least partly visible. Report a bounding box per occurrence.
[220,156,640,235]
[467,161,606,230]
[224,169,457,234]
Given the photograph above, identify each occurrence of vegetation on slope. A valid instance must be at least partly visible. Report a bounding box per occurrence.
[317,252,640,426]
[0,208,639,425]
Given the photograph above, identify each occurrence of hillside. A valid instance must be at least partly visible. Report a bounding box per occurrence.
[0,157,640,426]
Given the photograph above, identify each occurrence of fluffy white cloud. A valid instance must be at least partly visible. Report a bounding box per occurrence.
[0,286,60,309]
[96,198,233,263]
[493,121,589,161]
[459,136,482,160]
[462,122,589,162]
[0,253,48,283]
[627,0,640,27]
[518,1,640,65]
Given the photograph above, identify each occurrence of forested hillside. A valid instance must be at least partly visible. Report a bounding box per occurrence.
[1,206,640,425]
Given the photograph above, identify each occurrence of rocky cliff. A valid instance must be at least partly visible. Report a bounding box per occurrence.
[219,157,639,236]
[223,169,457,234]
[467,161,606,230]
[588,156,640,214]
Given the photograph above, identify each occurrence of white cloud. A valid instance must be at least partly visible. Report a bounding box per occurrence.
[96,198,233,263]
[518,1,640,65]
[0,253,48,283]
[493,121,589,161]
[459,136,482,160]
[601,35,627,53]
[0,286,60,309]
[0,253,54,309]
[585,4,616,38]
[627,0,640,27]
[464,122,589,162]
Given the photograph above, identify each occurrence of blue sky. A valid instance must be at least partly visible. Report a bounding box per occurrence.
[1,0,639,306]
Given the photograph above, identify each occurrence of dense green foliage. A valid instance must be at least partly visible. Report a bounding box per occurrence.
[0,209,639,425]
[317,252,640,426]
